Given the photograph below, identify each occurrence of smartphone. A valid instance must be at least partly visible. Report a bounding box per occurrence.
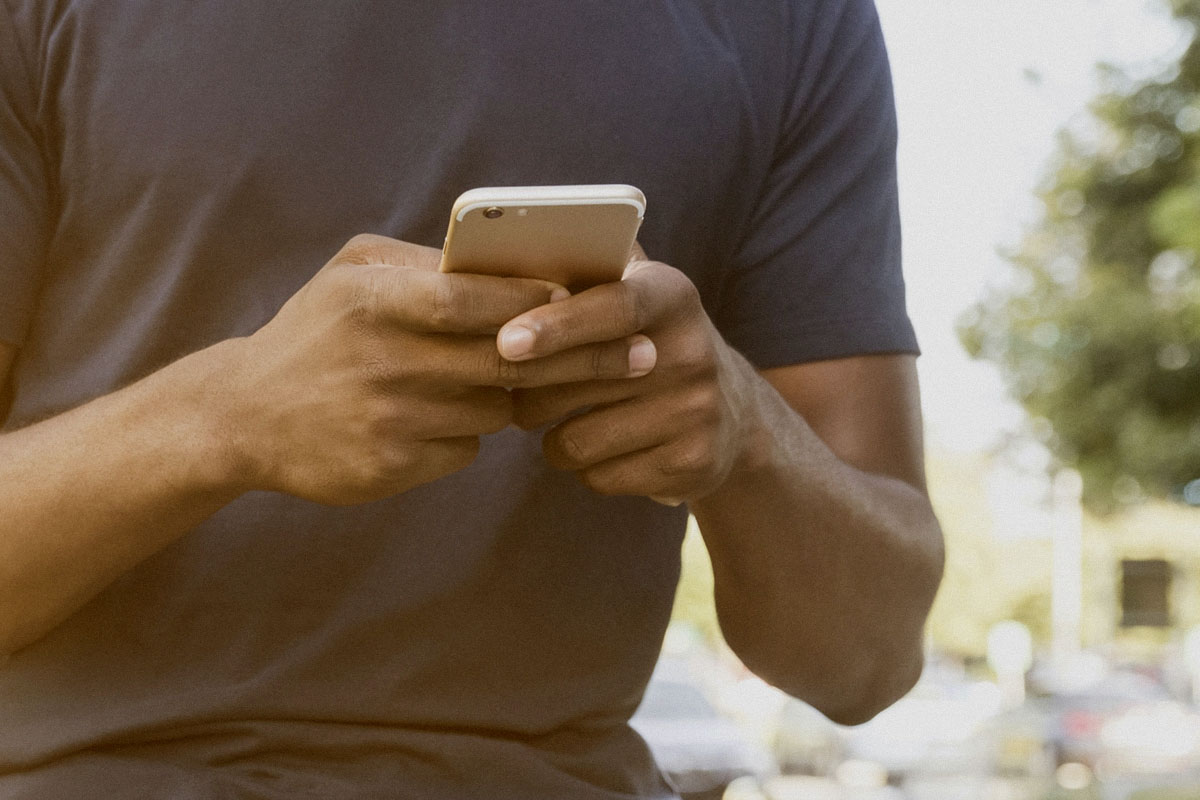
[438,184,646,289]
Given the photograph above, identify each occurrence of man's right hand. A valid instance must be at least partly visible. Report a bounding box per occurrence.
[0,232,660,653]
[219,234,658,505]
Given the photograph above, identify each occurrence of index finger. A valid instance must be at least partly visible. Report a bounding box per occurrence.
[355,267,568,335]
[495,261,681,360]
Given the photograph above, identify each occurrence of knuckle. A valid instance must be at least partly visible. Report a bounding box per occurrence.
[579,467,619,496]
[429,275,469,330]
[357,444,406,490]
[689,439,718,473]
[559,433,590,466]
[358,349,394,388]
[345,272,380,328]
[505,279,552,314]
[687,384,722,421]
[401,348,440,385]
[336,233,383,265]
[346,267,411,331]
[551,426,592,467]
[588,340,634,379]
[614,283,646,333]
[484,350,524,385]
[658,263,701,309]
[590,346,609,379]
[675,338,713,374]
[363,397,399,436]
[674,270,703,307]
[383,445,418,479]
[660,438,714,477]
[498,357,526,385]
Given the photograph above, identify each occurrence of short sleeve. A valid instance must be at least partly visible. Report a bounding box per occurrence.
[715,0,917,369]
[0,2,50,347]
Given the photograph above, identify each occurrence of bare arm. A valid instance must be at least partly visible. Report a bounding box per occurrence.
[504,260,944,725]
[0,236,654,657]
[691,354,942,725]
[0,336,252,657]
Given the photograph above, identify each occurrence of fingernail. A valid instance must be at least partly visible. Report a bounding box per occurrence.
[499,326,535,359]
[549,287,571,303]
[651,496,684,507]
[628,338,657,376]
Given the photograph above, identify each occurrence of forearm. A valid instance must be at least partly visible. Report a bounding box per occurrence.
[0,339,248,656]
[691,358,944,725]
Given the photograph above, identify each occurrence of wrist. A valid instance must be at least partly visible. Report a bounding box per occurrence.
[169,337,264,496]
[713,351,783,491]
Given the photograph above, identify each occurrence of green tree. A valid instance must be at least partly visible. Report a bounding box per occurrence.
[961,0,1200,512]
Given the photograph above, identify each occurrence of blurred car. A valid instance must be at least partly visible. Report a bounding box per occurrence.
[977,702,1055,785]
[1027,669,1172,772]
[631,666,776,800]
[971,664,1200,797]
[726,771,905,800]
[1098,699,1200,778]
[838,670,1003,784]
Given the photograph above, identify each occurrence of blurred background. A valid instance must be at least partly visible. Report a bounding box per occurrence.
[637,2,1200,799]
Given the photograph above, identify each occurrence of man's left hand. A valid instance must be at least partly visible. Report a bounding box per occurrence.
[500,256,944,727]
[498,258,755,504]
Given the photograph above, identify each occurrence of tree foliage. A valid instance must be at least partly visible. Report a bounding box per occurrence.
[961,0,1200,512]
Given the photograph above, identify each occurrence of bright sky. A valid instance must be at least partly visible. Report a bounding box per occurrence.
[874,0,1188,454]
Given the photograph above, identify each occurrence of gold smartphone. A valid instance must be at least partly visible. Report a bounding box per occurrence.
[438,184,646,289]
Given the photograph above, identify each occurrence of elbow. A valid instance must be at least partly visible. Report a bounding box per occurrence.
[814,515,943,725]
[811,645,925,726]
[729,624,928,728]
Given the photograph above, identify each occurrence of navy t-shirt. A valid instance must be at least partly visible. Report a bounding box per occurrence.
[0,2,917,797]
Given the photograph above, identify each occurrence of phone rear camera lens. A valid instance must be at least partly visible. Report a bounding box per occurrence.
[484,207,504,219]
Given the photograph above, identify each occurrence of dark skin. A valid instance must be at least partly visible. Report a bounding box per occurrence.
[0,235,942,723]
[499,249,942,723]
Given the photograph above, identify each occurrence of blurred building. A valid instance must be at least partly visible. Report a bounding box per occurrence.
[923,446,1200,669]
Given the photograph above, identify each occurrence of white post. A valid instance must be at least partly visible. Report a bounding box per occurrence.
[988,621,1033,708]
[1052,469,1084,668]
[1184,627,1200,705]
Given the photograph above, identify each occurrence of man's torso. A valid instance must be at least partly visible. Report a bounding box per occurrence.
[0,3,797,797]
